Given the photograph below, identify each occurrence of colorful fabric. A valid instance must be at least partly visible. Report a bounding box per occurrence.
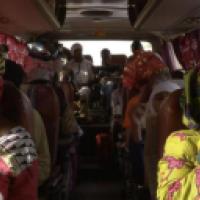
[182,68,200,129]
[123,50,166,90]
[157,130,200,200]
[0,126,38,200]
[173,31,200,70]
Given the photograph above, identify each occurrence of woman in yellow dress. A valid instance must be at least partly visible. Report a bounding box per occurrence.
[157,69,200,200]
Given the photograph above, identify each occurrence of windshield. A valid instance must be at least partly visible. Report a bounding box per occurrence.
[60,40,152,66]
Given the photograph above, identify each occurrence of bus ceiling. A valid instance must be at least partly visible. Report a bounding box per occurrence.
[54,0,200,40]
[1,0,200,40]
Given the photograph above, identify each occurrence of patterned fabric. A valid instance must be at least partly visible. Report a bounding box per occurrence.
[123,50,166,90]
[0,126,38,200]
[173,31,200,70]
[157,130,200,200]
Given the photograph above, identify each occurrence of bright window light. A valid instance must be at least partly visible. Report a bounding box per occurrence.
[60,40,152,66]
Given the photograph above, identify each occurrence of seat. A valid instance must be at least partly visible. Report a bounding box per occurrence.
[60,81,75,106]
[110,54,127,67]
[28,83,60,168]
[1,81,33,134]
[157,89,184,158]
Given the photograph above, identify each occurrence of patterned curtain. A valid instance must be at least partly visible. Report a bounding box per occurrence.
[172,30,200,70]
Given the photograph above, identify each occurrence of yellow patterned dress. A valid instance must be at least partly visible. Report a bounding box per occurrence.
[157,130,200,200]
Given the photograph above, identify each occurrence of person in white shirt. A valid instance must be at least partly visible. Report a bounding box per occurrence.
[66,43,94,88]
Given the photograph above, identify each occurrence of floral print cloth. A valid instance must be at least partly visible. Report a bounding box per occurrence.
[157,129,200,200]
[123,50,166,90]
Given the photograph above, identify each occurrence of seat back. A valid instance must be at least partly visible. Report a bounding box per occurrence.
[1,81,33,134]
[28,83,60,167]
[60,81,75,106]
[157,89,184,158]
[110,55,127,67]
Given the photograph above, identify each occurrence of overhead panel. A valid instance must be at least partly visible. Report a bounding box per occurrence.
[135,0,200,33]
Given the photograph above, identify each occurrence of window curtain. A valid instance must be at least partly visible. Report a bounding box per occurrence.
[172,30,200,70]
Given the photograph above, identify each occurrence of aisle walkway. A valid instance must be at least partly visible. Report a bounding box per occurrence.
[71,161,123,200]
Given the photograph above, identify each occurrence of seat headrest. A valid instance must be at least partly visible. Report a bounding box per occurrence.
[110,55,127,67]
[1,81,33,134]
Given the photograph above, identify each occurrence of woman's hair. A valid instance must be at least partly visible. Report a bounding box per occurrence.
[0,82,23,124]
[3,60,25,88]
[131,40,143,51]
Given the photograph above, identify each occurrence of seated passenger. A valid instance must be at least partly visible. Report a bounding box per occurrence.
[101,48,111,68]
[144,79,182,199]
[0,57,38,199]
[101,48,121,74]
[65,43,95,88]
[3,60,51,186]
[157,69,200,199]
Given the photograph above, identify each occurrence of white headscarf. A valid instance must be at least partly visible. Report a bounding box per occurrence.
[71,43,82,56]
[147,80,182,116]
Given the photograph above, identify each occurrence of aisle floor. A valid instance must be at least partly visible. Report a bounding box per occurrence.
[71,162,123,200]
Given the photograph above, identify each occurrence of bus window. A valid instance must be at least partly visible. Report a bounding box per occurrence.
[60,40,152,66]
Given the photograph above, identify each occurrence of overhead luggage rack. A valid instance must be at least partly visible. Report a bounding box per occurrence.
[0,0,60,35]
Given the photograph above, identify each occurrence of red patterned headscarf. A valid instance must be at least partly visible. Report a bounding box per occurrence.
[123,50,166,91]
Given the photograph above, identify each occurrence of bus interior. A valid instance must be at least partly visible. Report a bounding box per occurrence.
[0,0,200,200]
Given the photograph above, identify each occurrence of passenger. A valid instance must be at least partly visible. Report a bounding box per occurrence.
[3,60,51,186]
[123,40,166,92]
[144,78,182,199]
[0,60,38,199]
[122,67,169,193]
[101,48,121,73]
[157,69,200,199]
[122,81,151,187]
[66,43,94,88]
[101,48,111,67]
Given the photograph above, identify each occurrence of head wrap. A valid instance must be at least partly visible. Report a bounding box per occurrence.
[147,80,182,116]
[123,51,166,90]
[182,68,200,129]
[71,43,82,56]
